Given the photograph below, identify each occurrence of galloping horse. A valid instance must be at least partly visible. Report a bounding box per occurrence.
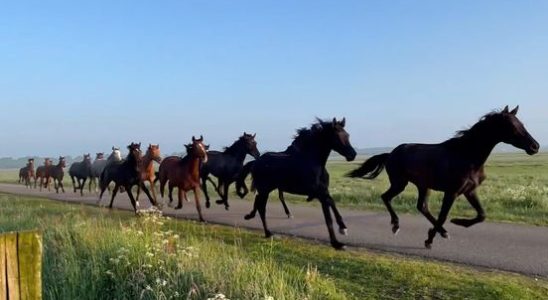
[90,147,122,192]
[18,158,35,188]
[136,144,162,205]
[35,158,52,191]
[48,157,67,193]
[347,106,539,248]
[158,136,208,221]
[236,118,357,249]
[200,132,260,210]
[69,154,92,196]
[98,143,148,213]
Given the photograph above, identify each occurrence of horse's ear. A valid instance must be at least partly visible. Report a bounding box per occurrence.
[200,135,203,141]
[252,133,256,138]
[510,105,519,115]
[243,131,247,136]
[192,136,196,142]
[502,105,509,113]
[332,117,337,125]
[340,117,346,127]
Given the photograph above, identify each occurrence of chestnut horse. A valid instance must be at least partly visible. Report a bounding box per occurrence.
[347,106,539,248]
[35,158,52,191]
[18,158,35,188]
[48,157,67,193]
[136,144,162,205]
[158,136,208,222]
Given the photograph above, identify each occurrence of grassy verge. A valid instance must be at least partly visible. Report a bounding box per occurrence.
[0,193,546,299]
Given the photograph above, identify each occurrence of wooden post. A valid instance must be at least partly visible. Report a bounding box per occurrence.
[0,231,42,300]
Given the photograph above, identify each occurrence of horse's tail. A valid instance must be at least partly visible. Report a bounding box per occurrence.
[236,161,255,198]
[346,153,390,179]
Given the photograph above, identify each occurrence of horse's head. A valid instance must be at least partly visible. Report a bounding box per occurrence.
[147,144,162,163]
[189,135,209,163]
[58,156,66,168]
[83,154,92,163]
[324,117,357,161]
[111,147,122,161]
[44,158,51,166]
[496,106,539,155]
[96,153,104,160]
[27,158,34,167]
[127,142,143,164]
[241,132,260,159]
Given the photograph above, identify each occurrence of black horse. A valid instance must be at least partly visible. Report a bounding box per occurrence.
[200,132,260,210]
[69,153,92,196]
[347,106,539,248]
[98,143,150,213]
[236,118,357,249]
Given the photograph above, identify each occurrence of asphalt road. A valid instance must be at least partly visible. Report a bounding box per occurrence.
[0,183,546,277]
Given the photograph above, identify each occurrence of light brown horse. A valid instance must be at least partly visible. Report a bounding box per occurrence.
[158,136,208,222]
[136,144,162,205]
[48,156,67,193]
[35,158,52,191]
[19,158,35,188]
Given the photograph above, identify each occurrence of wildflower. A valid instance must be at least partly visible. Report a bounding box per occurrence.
[145,285,153,291]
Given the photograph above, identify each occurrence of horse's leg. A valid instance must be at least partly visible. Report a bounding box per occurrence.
[244,193,260,220]
[451,190,486,227]
[168,184,175,206]
[125,186,138,214]
[256,192,272,238]
[201,175,211,208]
[39,177,43,191]
[71,176,77,193]
[325,194,347,235]
[278,190,293,218]
[215,180,226,205]
[88,177,93,193]
[175,188,184,210]
[109,183,120,208]
[415,187,446,237]
[220,182,230,210]
[80,178,87,196]
[381,181,407,234]
[140,182,157,207]
[193,187,205,222]
[319,196,345,250]
[425,192,456,249]
[149,180,160,208]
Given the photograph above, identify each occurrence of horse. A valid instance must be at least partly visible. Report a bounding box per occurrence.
[98,143,148,213]
[135,144,162,205]
[347,106,539,249]
[48,156,67,193]
[69,154,92,196]
[89,147,122,192]
[35,158,52,191]
[200,132,260,210]
[18,158,35,188]
[158,136,208,222]
[236,118,357,250]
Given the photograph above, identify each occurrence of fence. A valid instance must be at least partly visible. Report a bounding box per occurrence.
[0,231,42,300]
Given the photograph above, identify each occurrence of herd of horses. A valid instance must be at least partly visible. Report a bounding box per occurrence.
[17,106,540,249]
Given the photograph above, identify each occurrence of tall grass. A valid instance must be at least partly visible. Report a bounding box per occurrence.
[0,193,547,299]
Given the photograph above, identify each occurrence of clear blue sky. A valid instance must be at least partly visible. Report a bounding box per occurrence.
[1,1,547,157]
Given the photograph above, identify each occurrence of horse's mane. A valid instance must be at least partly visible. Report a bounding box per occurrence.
[444,110,503,147]
[288,118,332,151]
[223,138,244,153]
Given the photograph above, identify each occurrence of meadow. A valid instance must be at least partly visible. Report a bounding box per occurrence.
[3,152,548,226]
[0,193,546,299]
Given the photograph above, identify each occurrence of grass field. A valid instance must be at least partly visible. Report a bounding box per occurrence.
[2,152,548,226]
[0,193,546,299]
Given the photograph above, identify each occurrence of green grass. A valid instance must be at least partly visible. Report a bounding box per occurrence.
[0,193,547,299]
[3,152,548,225]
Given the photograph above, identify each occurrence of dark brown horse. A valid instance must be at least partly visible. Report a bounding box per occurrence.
[136,144,162,206]
[158,136,208,222]
[69,154,92,196]
[35,158,52,191]
[18,158,35,188]
[48,157,67,193]
[347,106,539,248]
[98,143,146,213]
[236,118,357,249]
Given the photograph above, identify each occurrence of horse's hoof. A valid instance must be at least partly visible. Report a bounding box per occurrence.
[224,206,229,211]
[244,214,254,220]
[265,231,273,238]
[424,241,432,249]
[287,214,293,219]
[332,242,346,250]
[205,202,211,209]
[339,228,348,235]
[199,218,206,223]
[175,205,183,210]
[392,227,400,235]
